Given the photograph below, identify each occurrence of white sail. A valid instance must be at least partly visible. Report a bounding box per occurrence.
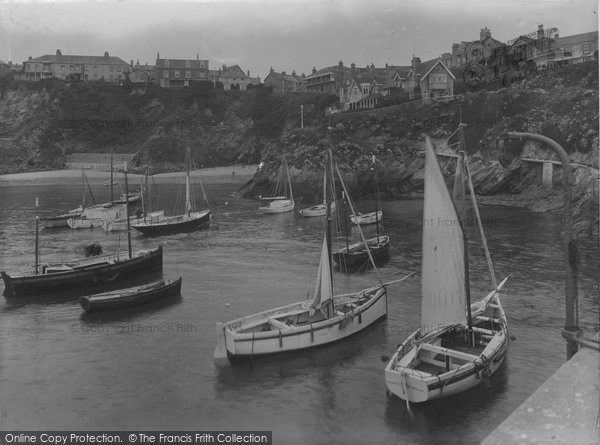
[310,235,333,311]
[421,137,466,330]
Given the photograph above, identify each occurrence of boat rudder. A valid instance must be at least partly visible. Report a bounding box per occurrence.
[213,322,231,367]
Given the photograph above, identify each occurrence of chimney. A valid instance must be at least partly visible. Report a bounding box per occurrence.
[351,63,355,73]
[452,43,459,55]
[270,67,274,73]
[385,63,388,69]
[247,70,250,76]
[56,49,62,56]
[480,27,491,41]
[104,51,109,58]
[131,60,134,67]
[312,67,316,74]
[157,52,160,60]
[282,71,286,76]
[411,56,421,70]
[537,24,544,40]
[197,53,199,60]
[292,70,296,76]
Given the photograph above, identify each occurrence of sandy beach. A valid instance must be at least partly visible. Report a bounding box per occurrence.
[0,164,259,186]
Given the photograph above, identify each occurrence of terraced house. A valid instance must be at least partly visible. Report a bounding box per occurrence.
[155,53,210,87]
[22,50,130,82]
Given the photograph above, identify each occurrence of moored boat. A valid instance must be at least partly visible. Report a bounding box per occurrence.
[214,151,414,366]
[132,147,211,235]
[79,277,182,313]
[350,210,383,225]
[258,155,295,214]
[2,246,163,299]
[384,134,509,403]
[332,235,390,270]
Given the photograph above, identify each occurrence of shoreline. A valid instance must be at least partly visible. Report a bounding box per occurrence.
[0,164,259,186]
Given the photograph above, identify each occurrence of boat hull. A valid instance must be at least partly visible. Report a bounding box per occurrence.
[132,210,211,235]
[299,202,336,217]
[333,235,390,269]
[385,291,508,403]
[1,246,163,299]
[259,199,295,214]
[350,210,383,225]
[80,277,182,313]
[214,285,387,363]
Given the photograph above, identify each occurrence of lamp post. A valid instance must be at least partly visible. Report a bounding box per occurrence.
[500,132,579,359]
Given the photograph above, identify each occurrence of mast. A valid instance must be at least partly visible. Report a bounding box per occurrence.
[123,162,132,259]
[459,124,497,289]
[464,233,474,343]
[81,168,85,208]
[185,147,192,215]
[325,150,334,318]
[110,152,114,202]
[34,197,39,275]
[372,154,380,241]
[285,156,294,201]
[144,163,150,221]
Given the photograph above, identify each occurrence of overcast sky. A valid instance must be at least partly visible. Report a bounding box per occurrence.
[0,0,597,79]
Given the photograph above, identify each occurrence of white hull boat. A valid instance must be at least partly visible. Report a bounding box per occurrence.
[384,134,509,403]
[259,199,295,214]
[350,210,383,225]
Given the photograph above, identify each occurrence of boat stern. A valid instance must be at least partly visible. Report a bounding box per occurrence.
[213,322,231,367]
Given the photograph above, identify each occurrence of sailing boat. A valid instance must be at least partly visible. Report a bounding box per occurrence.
[214,152,414,366]
[103,164,165,232]
[2,165,163,299]
[131,147,210,235]
[384,136,509,403]
[333,155,390,270]
[258,155,295,214]
[350,155,384,225]
[299,170,336,217]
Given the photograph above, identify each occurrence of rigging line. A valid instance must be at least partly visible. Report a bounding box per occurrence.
[335,163,383,285]
[463,151,497,289]
[83,174,96,205]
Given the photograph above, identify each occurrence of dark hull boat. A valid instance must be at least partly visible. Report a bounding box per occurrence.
[332,235,390,269]
[79,277,182,313]
[132,210,211,236]
[1,246,163,299]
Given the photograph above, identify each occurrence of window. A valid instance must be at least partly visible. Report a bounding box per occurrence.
[564,47,573,57]
[174,71,181,79]
[163,70,169,77]
[185,60,190,68]
[547,51,555,59]
[61,65,65,71]
[186,71,191,79]
[583,43,592,54]
[165,60,170,68]
[362,85,369,95]
[70,65,75,71]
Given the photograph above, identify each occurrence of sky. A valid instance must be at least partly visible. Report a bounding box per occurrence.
[0,0,597,79]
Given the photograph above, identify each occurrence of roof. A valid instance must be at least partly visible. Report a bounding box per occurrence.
[265,71,303,83]
[0,59,7,66]
[155,58,208,69]
[553,31,598,48]
[219,65,247,78]
[28,54,129,66]
[420,59,456,80]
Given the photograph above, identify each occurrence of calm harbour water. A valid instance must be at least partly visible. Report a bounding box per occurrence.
[0,176,598,444]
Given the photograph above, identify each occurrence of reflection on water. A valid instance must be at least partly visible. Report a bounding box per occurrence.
[0,178,598,443]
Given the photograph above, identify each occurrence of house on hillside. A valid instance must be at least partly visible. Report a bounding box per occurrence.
[155,53,209,87]
[218,65,260,90]
[419,59,455,100]
[129,60,155,84]
[546,31,598,66]
[0,59,9,77]
[304,61,352,94]
[22,50,130,82]
[264,68,304,93]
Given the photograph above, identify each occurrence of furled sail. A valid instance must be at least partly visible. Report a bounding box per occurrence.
[310,235,333,311]
[452,152,467,224]
[421,137,466,330]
